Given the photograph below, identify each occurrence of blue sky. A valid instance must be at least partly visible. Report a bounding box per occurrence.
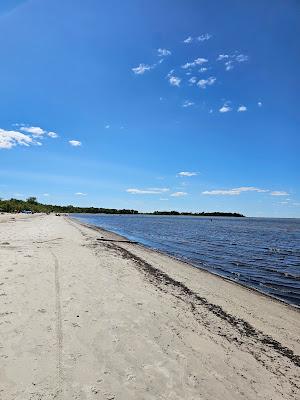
[0,0,299,217]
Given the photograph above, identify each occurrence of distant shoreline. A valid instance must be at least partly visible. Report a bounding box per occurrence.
[0,197,245,217]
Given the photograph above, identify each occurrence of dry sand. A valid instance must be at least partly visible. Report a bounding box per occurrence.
[0,213,299,400]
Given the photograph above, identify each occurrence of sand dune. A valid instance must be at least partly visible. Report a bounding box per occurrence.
[0,214,299,399]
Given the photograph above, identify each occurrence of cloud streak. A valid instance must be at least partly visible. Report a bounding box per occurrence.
[177,171,198,177]
[126,188,169,195]
[171,191,188,197]
[270,191,289,196]
[182,100,194,108]
[202,187,268,195]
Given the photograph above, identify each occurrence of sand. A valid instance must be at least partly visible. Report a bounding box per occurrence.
[0,213,299,400]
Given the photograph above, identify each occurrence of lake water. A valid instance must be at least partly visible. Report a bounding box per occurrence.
[72,214,300,307]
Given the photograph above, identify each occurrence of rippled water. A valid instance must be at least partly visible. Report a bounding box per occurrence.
[72,214,300,307]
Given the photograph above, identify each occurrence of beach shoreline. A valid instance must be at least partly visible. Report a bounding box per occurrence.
[69,215,300,311]
[1,213,299,399]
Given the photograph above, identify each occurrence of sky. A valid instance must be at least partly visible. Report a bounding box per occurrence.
[0,0,299,217]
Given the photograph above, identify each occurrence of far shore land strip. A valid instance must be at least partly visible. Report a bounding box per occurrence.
[0,197,244,217]
[0,212,299,399]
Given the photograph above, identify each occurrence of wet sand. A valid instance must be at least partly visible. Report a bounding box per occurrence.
[0,213,299,399]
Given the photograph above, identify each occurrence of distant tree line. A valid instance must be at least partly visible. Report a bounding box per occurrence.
[0,197,138,214]
[0,198,244,217]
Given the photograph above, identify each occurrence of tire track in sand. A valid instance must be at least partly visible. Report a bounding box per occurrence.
[51,250,63,397]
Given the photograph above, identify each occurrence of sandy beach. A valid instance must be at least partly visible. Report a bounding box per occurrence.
[0,213,299,400]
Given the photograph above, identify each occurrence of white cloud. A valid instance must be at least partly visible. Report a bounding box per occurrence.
[182,100,194,108]
[197,33,212,42]
[47,131,58,138]
[182,58,208,69]
[43,193,50,196]
[20,126,46,136]
[69,140,81,147]
[126,188,169,195]
[177,171,197,177]
[158,48,171,57]
[183,36,193,43]
[105,125,110,129]
[258,101,262,107]
[202,187,268,195]
[270,191,289,196]
[236,54,249,62]
[188,76,197,85]
[166,69,174,78]
[225,60,234,71]
[0,128,37,149]
[160,198,169,201]
[171,191,188,197]
[199,67,208,73]
[197,77,216,89]
[169,76,181,87]
[237,105,247,112]
[217,54,229,61]
[132,63,152,74]
[219,103,232,113]
[75,192,87,196]
[217,53,248,71]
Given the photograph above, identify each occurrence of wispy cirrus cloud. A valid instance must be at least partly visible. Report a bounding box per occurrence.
[270,191,289,196]
[203,187,268,196]
[197,76,216,89]
[132,63,152,75]
[217,53,249,71]
[236,54,249,62]
[177,171,198,177]
[197,33,212,42]
[69,140,81,147]
[181,57,208,69]
[158,48,171,57]
[182,100,194,108]
[126,188,169,195]
[183,36,193,44]
[171,191,188,197]
[217,54,229,61]
[188,76,197,85]
[75,192,87,196]
[183,34,212,43]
